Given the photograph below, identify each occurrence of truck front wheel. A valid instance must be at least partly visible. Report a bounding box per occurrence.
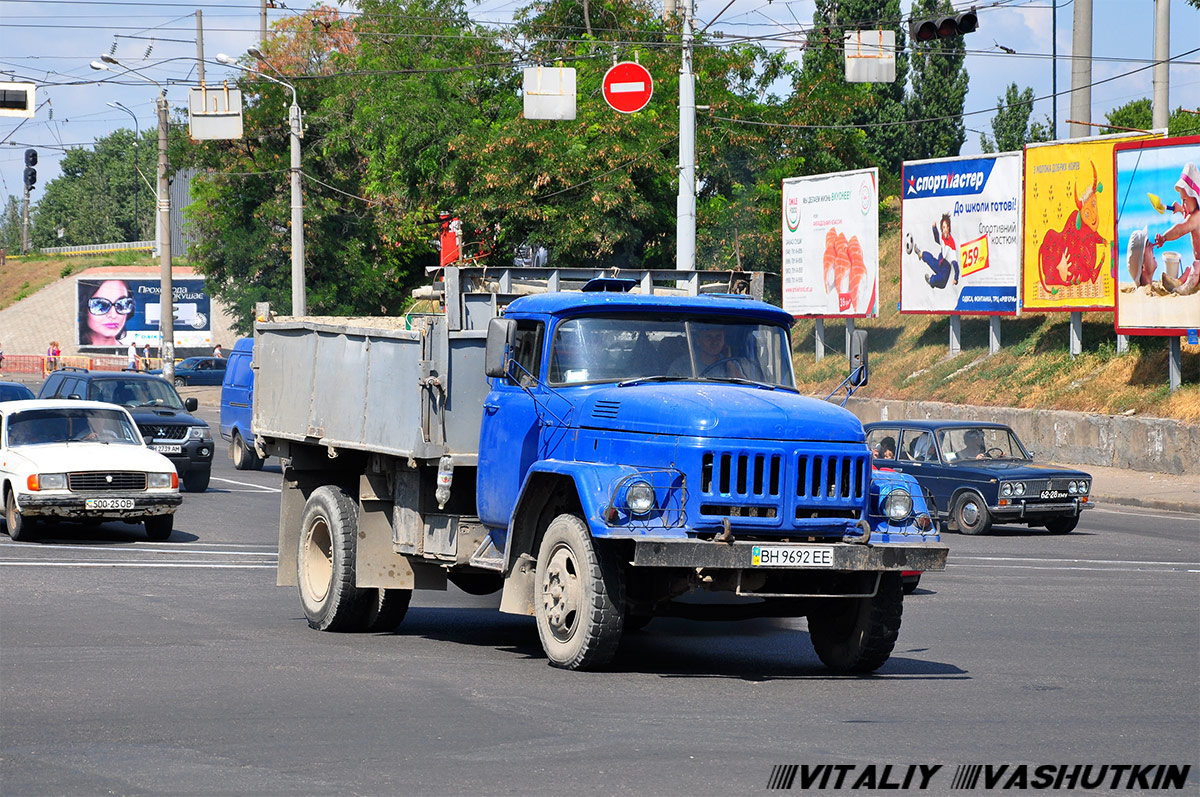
[297,485,366,632]
[807,572,903,674]
[534,513,625,670]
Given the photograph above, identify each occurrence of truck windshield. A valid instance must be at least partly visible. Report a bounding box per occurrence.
[547,315,795,388]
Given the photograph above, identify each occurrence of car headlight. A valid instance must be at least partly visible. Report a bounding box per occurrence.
[148,472,177,489]
[1078,480,1089,494]
[1014,482,1026,496]
[1001,483,1013,497]
[28,473,67,491]
[883,489,913,522]
[188,426,212,441]
[1068,481,1078,494]
[625,480,656,516]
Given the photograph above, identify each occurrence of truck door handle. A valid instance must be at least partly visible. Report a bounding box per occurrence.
[483,403,499,413]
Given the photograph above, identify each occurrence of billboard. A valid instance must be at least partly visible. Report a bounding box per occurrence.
[1113,136,1200,335]
[1021,133,1157,312]
[76,277,213,349]
[781,168,878,317]
[900,152,1021,314]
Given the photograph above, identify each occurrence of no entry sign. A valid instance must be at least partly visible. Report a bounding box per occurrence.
[602,62,653,114]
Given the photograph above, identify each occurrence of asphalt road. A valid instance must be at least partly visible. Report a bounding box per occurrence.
[2,407,1197,795]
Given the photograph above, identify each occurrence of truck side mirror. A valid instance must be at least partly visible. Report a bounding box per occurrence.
[849,329,868,387]
[484,317,517,378]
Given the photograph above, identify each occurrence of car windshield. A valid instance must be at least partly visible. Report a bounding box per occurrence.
[0,384,35,401]
[6,407,141,446]
[546,315,795,388]
[87,378,185,410]
[938,427,1029,463]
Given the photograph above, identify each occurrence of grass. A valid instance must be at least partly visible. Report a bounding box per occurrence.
[791,226,1200,422]
[0,250,165,312]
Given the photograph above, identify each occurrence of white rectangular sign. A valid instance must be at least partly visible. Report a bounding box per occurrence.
[523,66,576,121]
[900,152,1022,315]
[844,30,896,83]
[188,86,244,140]
[781,168,879,317]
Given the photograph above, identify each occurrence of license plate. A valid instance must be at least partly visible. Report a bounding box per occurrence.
[152,444,182,454]
[752,545,834,568]
[1040,490,1068,499]
[85,498,135,510]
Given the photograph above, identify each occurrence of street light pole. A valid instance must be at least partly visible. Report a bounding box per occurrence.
[107,101,141,241]
[217,51,306,315]
[92,55,175,380]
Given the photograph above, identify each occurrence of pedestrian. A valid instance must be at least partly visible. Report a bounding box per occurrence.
[46,341,60,371]
[142,342,152,369]
[0,339,5,371]
[213,343,223,359]
[127,341,139,371]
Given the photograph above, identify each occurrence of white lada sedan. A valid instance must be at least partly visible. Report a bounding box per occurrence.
[0,399,183,541]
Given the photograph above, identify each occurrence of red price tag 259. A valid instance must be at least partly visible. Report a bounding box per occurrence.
[959,234,989,278]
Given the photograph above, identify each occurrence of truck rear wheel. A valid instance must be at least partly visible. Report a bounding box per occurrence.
[297,485,366,632]
[534,513,625,670]
[807,572,903,674]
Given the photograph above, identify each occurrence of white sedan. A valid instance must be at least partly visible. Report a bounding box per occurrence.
[0,399,183,541]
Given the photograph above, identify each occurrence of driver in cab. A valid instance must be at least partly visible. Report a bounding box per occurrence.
[672,325,749,379]
[957,428,989,461]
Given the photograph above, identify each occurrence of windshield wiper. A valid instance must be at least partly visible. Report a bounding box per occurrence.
[617,375,692,387]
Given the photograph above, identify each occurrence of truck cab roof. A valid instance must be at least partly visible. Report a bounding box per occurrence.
[505,290,795,326]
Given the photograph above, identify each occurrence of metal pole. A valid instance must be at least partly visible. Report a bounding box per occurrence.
[1152,0,1169,129]
[949,315,961,356]
[1051,0,1057,139]
[157,94,175,381]
[196,11,205,84]
[21,186,29,255]
[289,102,305,315]
[815,318,825,361]
[1068,0,1091,140]
[260,0,268,44]
[845,318,855,360]
[989,316,1000,355]
[675,0,696,271]
[1168,337,1181,392]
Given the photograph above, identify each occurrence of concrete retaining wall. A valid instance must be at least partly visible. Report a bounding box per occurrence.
[844,398,1199,476]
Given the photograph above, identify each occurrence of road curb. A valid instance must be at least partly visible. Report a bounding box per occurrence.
[1091,493,1200,516]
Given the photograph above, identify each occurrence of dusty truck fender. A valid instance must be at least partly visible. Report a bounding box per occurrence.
[497,459,650,616]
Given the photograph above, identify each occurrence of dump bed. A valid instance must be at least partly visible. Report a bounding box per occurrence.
[253,315,488,463]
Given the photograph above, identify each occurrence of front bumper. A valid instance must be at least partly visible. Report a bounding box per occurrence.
[989,499,1093,519]
[147,439,214,474]
[631,539,948,572]
[17,493,183,520]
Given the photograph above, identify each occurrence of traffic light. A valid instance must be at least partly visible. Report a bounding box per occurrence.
[23,149,37,190]
[909,9,978,42]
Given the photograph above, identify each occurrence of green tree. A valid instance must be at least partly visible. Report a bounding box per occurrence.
[905,0,969,161]
[979,83,1052,153]
[0,196,23,254]
[1101,97,1200,138]
[29,129,158,248]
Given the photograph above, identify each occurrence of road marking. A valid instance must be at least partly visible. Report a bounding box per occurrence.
[0,561,274,569]
[949,563,1198,574]
[209,476,280,493]
[953,555,1199,567]
[0,542,276,556]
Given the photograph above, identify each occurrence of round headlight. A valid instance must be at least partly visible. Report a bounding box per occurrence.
[1014,482,1026,496]
[1001,483,1013,497]
[1078,480,1089,494]
[626,481,656,516]
[883,489,913,522]
[1068,481,1078,494]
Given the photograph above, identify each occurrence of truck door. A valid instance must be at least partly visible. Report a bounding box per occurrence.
[476,319,544,530]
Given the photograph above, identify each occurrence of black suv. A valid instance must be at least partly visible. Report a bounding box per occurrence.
[38,368,214,492]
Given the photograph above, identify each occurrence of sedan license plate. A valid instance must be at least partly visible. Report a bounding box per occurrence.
[85,498,135,510]
[1040,490,1068,499]
[752,545,834,568]
[152,444,182,454]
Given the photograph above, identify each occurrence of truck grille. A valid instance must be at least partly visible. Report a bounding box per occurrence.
[697,449,867,524]
[138,424,188,441]
[69,472,148,491]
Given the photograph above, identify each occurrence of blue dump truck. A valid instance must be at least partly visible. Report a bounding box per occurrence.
[255,267,947,672]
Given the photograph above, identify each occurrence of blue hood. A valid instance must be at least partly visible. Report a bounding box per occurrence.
[946,461,1091,480]
[576,384,865,443]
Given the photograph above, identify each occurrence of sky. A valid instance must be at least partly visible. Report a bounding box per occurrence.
[2,0,1198,221]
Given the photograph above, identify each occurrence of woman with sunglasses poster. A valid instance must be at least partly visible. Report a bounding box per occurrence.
[79,279,136,347]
